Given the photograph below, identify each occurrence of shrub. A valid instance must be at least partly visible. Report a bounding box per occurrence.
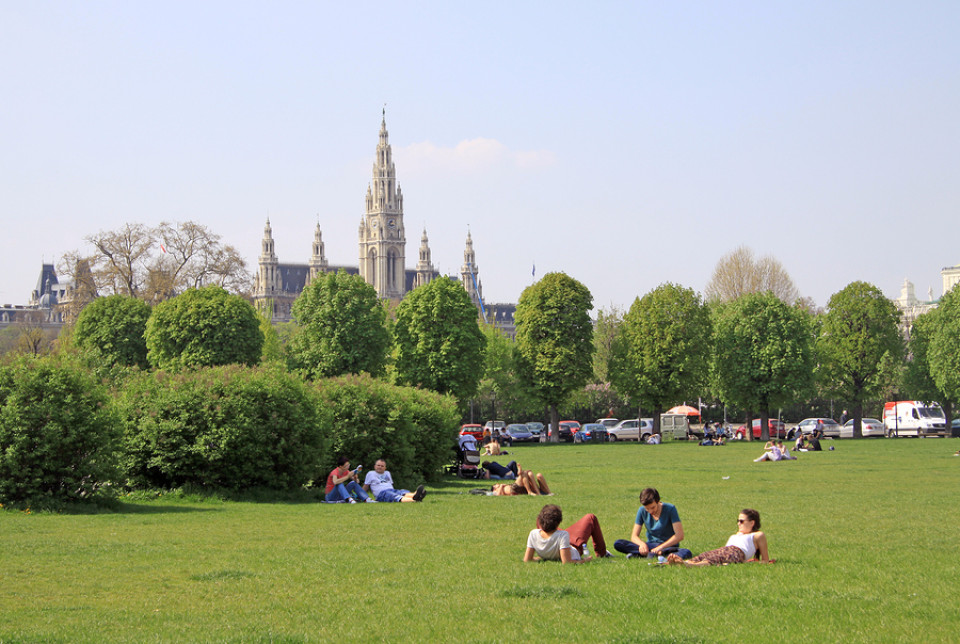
[312,374,459,485]
[0,357,120,509]
[117,365,324,491]
[145,285,263,371]
[73,294,152,368]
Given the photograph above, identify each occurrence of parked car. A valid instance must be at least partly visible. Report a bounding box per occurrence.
[608,418,654,442]
[596,418,619,429]
[840,418,885,438]
[735,418,787,440]
[795,418,842,439]
[557,420,580,442]
[483,420,505,434]
[459,424,483,440]
[505,424,535,442]
[525,421,544,436]
[578,423,609,442]
[952,418,960,437]
[883,401,948,437]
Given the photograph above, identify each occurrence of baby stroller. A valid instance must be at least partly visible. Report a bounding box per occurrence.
[450,435,483,479]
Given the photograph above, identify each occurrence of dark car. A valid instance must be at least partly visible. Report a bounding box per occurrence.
[578,423,609,443]
[525,421,544,437]
[505,424,535,443]
[558,420,580,442]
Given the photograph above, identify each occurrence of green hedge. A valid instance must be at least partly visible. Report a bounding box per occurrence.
[117,365,324,491]
[313,374,459,486]
[0,357,120,509]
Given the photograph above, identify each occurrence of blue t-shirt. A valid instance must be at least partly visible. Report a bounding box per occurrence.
[636,502,681,545]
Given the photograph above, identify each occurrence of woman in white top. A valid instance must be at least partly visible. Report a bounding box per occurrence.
[666,509,773,566]
[754,441,782,462]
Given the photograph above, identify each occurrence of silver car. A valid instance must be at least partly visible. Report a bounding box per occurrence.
[608,418,655,442]
[796,418,841,439]
[840,418,885,438]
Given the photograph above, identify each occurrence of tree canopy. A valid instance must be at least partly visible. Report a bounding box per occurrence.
[287,270,390,379]
[610,283,711,430]
[145,285,263,370]
[705,245,799,304]
[394,277,486,400]
[711,291,815,440]
[73,294,152,368]
[817,281,903,437]
[63,220,250,301]
[928,285,960,405]
[514,272,594,440]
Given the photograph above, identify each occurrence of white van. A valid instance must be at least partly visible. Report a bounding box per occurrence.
[882,401,947,437]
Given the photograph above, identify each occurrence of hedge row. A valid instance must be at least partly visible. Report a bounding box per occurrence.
[0,358,459,508]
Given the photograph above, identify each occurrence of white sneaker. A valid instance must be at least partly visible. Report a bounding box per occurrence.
[347,498,357,504]
[365,498,377,503]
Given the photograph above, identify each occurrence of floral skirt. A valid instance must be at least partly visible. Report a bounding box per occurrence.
[688,545,746,565]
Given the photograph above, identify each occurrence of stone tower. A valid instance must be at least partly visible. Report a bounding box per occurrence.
[359,110,406,300]
[414,228,436,289]
[255,218,281,294]
[461,230,483,307]
[308,220,329,284]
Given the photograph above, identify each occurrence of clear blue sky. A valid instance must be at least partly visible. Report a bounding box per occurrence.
[2,2,958,312]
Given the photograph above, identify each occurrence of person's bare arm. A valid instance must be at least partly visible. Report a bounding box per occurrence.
[752,532,773,563]
[523,547,538,562]
[651,522,684,555]
[629,523,649,555]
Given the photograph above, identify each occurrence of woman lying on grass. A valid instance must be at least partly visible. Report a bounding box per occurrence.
[492,465,551,495]
[666,508,774,566]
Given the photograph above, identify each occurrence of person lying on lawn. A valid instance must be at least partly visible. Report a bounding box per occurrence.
[492,466,551,495]
[481,460,518,479]
[666,508,774,566]
[523,504,611,563]
[362,459,426,503]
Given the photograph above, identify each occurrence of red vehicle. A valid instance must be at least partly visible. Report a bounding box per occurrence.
[459,424,483,441]
[735,418,787,440]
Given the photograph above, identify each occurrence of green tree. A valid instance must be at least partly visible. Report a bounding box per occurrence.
[287,270,390,379]
[592,305,623,383]
[901,308,953,421]
[394,278,486,401]
[818,281,903,438]
[610,283,712,433]
[145,285,263,370]
[73,294,151,368]
[712,292,815,441]
[473,324,540,422]
[928,286,960,410]
[514,272,594,441]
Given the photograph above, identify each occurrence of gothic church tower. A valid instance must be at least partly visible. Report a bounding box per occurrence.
[461,230,483,306]
[359,110,406,300]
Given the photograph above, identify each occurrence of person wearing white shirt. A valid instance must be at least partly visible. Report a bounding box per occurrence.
[362,459,426,503]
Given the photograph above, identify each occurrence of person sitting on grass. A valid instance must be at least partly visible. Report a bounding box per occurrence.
[523,504,611,563]
[666,508,774,566]
[492,466,552,496]
[325,456,373,503]
[613,487,692,559]
[482,460,518,479]
[754,440,783,462]
[482,440,503,456]
[362,459,426,503]
[777,440,796,460]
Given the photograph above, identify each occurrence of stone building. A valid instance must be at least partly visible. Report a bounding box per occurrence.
[893,262,960,341]
[251,112,516,335]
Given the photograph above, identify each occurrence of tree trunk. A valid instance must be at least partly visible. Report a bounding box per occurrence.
[549,405,560,443]
[853,402,864,439]
[760,410,770,442]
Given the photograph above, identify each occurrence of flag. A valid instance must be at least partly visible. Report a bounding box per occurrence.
[532,262,536,277]
[160,243,167,254]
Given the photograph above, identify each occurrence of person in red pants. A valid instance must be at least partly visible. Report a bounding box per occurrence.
[523,504,614,563]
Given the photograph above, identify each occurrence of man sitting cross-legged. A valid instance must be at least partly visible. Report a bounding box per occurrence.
[362,459,426,503]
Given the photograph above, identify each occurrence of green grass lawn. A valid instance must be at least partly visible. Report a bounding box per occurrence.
[3,438,960,643]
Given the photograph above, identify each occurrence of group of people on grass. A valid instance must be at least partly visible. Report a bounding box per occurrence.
[324,456,426,504]
[523,487,773,567]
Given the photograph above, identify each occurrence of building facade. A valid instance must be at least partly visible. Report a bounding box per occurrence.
[251,112,516,335]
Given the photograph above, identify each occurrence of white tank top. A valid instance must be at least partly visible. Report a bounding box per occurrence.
[724,531,757,560]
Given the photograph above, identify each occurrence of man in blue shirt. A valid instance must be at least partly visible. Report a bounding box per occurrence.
[614,487,693,559]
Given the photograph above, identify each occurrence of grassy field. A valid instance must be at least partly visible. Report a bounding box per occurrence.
[2,438,960,643]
